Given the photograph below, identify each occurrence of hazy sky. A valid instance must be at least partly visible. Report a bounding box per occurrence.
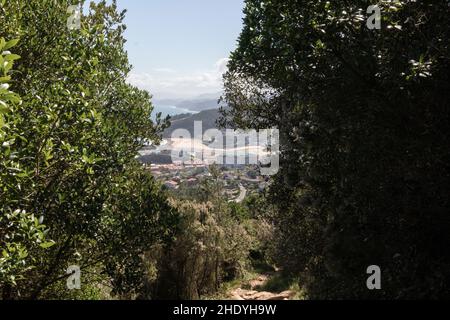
[103,0,245,100]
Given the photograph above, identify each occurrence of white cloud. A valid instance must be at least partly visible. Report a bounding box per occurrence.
[127,58,229,100]
[215,57,229,75]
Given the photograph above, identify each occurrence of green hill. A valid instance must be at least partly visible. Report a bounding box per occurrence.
[163,108,222,138]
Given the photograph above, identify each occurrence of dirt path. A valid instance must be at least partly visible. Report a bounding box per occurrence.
[228,274,296,301]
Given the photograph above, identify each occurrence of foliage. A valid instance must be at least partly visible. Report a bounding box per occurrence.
[0,37,52,290]
[144,198,253,300]
[141,168,270,300]
[222,0,450,299]
[40,264,111,300]
[0,0,175,299]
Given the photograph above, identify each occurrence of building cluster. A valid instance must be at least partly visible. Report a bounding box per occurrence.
[146,162,269,201]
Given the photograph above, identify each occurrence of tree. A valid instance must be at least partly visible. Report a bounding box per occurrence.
[222,0,450,299]
[0,0,175,299]
[0,37,52,298]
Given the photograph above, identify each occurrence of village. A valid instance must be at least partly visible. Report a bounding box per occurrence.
[144,161,269,203]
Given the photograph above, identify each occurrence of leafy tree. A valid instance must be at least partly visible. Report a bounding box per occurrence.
[0,37,53,296]
[222,0,450,299]
[0,0,175,299]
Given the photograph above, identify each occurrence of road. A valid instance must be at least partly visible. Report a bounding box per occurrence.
[235,184,247,203]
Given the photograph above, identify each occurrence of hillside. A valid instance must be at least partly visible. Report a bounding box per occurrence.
[154,94,221,112]
[163,108,222,138]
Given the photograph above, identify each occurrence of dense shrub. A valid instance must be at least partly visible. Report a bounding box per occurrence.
[222,0,450,299]
[144,198,252,300]
[0,0,175,299]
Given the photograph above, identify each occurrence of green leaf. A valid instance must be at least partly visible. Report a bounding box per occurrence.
[4,54,21,62]
[4,60,13,73]
[0,76,11,83]
[40,241,56,249]
[4,39,20,51]
[0,100,10,113]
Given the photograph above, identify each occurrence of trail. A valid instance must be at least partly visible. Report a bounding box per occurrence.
[228,273,296,301]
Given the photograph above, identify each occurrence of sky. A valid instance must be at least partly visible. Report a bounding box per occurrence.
[105,0,245,100]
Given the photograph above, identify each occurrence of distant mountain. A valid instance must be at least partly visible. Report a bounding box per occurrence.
[169,113,194,121]
[154,93,224,113]
[175,98,220,112]
[163,108,222,138]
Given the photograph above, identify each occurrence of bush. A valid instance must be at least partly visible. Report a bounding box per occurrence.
[144,199,252,300]
[0,0,175,299]
[222,0,450,299]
